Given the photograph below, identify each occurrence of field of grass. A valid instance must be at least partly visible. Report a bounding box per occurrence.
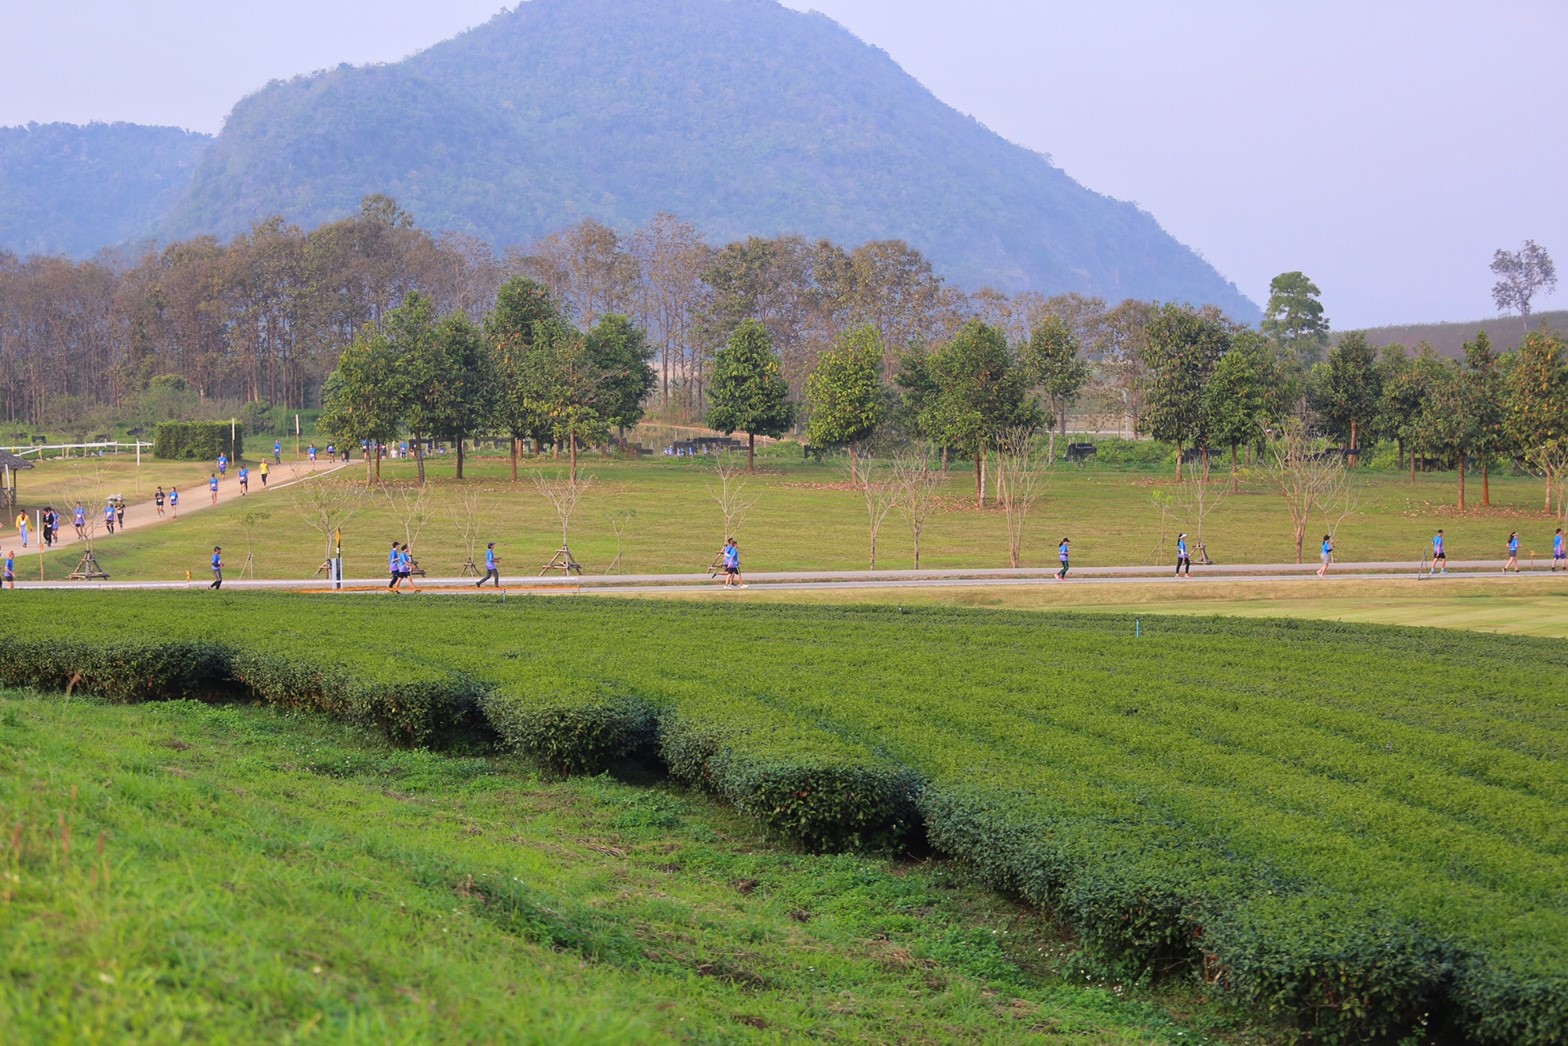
[4,591,1565,1041]
[8,444,1566,584]
[1,689,1224,1044]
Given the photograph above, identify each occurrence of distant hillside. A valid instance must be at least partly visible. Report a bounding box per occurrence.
[154,0,1257,319]
[1351,310,1568,358]
[0,122,210,257]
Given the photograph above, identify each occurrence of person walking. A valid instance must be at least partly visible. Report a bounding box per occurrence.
[1318,534,1333,577]
[40,508,55,548]
[273,441,282,464]
[388,540,402,591]
[238,464,249,495]
[208,472,219,505]
[1056,537,1070,580]
[115,496,125,529]
[1554,528,1565,572]
[154,486,166,517]
[477,542,501,588]
[308,443,318,464]
[169,486,179,518]
[14,511,28,548]
[720,537,745,588]
[103,501,116,535]
[73,503,86,538]
[1175,533,1191,578]
[259,460,270,488]
[209,546,223,590]
[217,452,228,477]
[3,549,14,589]
[1432,530,1447,574]
[399,543,416,590]
[1505,531,1520,573]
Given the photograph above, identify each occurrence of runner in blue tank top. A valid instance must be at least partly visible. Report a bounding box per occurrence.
[1505,531,1520,573]
[1554,528,1565,572]
[1432,530,1446,574]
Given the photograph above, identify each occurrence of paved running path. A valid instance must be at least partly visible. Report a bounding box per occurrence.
[17,558,1563,593]
[19,457,350,558]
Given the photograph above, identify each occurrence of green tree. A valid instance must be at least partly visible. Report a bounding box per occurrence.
[916,319,1038,505]
[1462,332,1508,507]
[805,324,887,485]
[1312,332,1381,465]
[1375,345,1425,478]
[1202,332,1268,491]
[706,319,796,471]
[1504,328,1568,510]
[402,312,495,481]
[1021,315,1089,437]
[1414,359,1471,508]
[1139,303,1230,478]
[1262,271,1329,366]
[485,276,567,480]
[585,313,657,438]
[320,324,402,484]
[1491,240,1557,331]
[524,318,610,484]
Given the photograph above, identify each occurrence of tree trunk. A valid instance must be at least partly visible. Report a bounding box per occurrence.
[1482,460,1490,507]
[456,438,465,480]
[1410,450,1416,484]
[1548,468,1554,513]
[848,441,859,488]
[1229,443,1239,494]
[1349,420,1359,467]
[974,451,984,507]
[1457,453,1466,510]
[1174,442,1183,481]
[569,434,579,485]
[747,432,756,472]
[510,437,519,482]
[1295,525,1305,565]
[1397,440,1405,472]
[414,432,426,485]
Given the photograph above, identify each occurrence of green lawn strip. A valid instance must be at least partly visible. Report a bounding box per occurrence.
[5,591,1567,1040]
[1,691,1197,1044]
[16,449,1568,581]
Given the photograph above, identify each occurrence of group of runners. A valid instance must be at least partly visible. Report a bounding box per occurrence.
[1426,527,1568,574]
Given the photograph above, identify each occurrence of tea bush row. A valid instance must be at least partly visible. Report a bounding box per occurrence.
[10,592,1566,1042]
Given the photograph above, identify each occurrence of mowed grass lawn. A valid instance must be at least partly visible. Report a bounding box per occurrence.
[1,691,1215,1045]
[9,445,1567,583]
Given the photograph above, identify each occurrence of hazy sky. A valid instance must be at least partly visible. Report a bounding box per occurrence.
[3,0,1565,329]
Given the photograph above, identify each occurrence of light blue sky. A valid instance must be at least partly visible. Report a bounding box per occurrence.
[3,0,1564,330]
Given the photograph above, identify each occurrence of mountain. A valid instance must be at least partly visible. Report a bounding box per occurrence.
[1351,310,1568,359]
[0,122,210,258]
[6,0,1258,320]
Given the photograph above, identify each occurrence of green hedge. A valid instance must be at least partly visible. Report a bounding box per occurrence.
[0,637,232,703]
[482,689,657,775]
[153,421,243,460]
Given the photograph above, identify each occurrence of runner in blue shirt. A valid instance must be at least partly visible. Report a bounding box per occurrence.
[1554,528,1565,572]
[238,465,249,495]
[3,549,14,589]
[477,542,501,588]
[1318,534,1333,577]
[1505,531,1520,573]
[1432,530,1446,574]
[1055,537,1070,580]
[388,541,402,591]
[169,487,179,518]
[274,441,282,463]
[720,537,745,588]
[73,503,87,537]
[217,452,228,477]
[103,502,116,535]
[1175,533,1190,578]
[208,473,219,505]
[399,544,416,590]
[308,443,318,464]
[209,546,223,589]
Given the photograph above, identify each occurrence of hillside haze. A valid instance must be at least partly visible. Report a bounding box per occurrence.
[11,0,1258,319]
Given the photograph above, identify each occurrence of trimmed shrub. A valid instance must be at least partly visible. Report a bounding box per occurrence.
[1450,947,1568,1045]
[1204,894,1453,1044]
[230,650,492,749]
[0,637,232,703]
[153,421,243,460]
[482,690,657,775]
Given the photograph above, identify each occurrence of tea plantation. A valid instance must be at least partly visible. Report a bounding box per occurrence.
[2,591,1564,1043]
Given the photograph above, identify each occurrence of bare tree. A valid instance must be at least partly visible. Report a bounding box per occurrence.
[606,508,637,573]
[531,471,594,554]
[444,485,489,575]
[1263,420,1351,563]
[994,427,1052,568]
[1492,240,1558,331]
[708,454,755,542]
[1524,439,1568,523]
[856,458,898,569]
[238,510,270,578]
[382,481,434,551]
[891,444,943,569]
[287,470,368,570]
[1177,457,1229,559]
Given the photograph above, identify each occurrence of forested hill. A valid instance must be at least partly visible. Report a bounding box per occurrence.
[0,123,210,257]
[1351,310,1568,359]
[156,0,1257,319]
